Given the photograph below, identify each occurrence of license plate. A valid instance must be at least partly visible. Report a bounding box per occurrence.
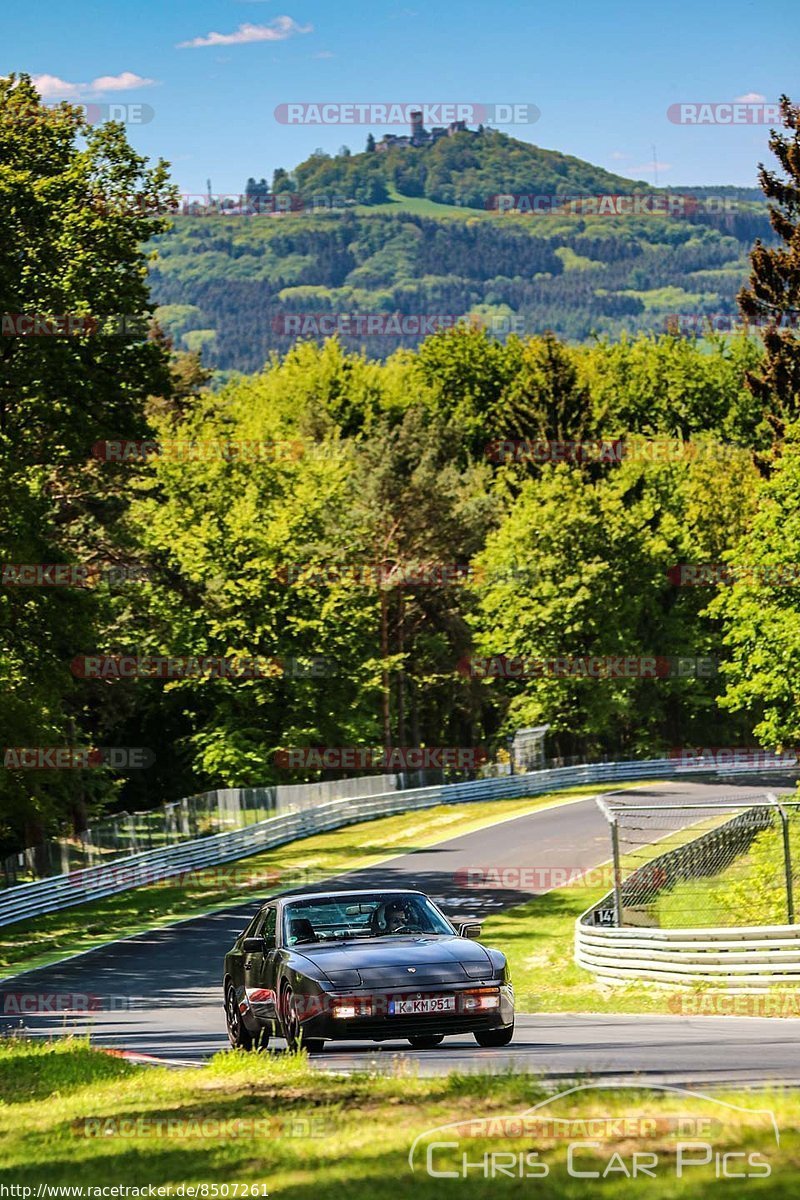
[389,995,456,1015]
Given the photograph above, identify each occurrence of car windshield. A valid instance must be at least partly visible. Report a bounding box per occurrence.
[282,894,453,944]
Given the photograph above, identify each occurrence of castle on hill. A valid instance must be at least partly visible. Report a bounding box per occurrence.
[375,110,476,152]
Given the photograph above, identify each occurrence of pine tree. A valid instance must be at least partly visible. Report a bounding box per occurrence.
[366,133,376,153]
[738,95,800,427]
[272,167,290,193]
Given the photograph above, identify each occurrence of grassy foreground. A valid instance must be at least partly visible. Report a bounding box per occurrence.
[0,1038,795,1196]
[1,785,617,980]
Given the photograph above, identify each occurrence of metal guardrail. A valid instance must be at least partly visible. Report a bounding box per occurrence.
[1,755,793,930]
[575,921,800,990]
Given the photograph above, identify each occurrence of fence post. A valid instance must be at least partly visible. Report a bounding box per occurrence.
[595,796,624,926]
[610,818,624,927]
[770,793,795,925]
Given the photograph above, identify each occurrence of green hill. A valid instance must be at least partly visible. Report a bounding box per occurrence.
[150,132,772,373]
[284,127,651,210]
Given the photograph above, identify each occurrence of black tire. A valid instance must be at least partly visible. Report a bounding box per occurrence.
[281,985,325,1054]
[408,1035,445,1049]
[225,980,259,1051]
[474,1024,514,1047]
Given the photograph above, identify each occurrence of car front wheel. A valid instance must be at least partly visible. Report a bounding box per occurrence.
[225,981,260,1050]
[281,985,325,1054]
[474,1025,514,1047]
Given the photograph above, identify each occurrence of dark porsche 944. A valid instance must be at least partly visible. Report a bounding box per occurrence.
[223,888,515,1053]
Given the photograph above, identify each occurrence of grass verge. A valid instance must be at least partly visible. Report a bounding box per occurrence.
[0,1037,794,1195]
[0,784,625,980]
[481,876,661,1014]
[655,817,800,929]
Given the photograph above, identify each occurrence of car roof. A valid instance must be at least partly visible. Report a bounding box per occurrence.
[275,888,427,905]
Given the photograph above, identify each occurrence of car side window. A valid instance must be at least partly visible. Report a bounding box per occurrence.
[244,911,265,939]
[262,907,277,949]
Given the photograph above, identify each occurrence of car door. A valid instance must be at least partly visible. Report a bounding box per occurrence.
[244,905,278,1025]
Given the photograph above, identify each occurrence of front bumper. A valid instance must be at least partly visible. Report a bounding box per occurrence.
[295,982,514,1042]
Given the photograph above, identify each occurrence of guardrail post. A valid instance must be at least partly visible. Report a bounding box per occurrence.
[769,793,795,925]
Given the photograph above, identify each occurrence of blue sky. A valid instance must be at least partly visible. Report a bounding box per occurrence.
[6,0,798,193]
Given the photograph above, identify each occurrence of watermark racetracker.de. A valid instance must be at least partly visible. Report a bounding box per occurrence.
[0,313,149,338]
[70,654,335,680]
[453,864,667,892]
[2,747,154,770]
[668,747,800,770]
[458,655,720,679]
[274,102,540,126]
[667,100,780,124]
[2,563,152,587]
[91,438,305,463]
[65,863,329,892]
[1,991,134,1014]
[408,1083,779,1181]
[487,193,744,216]
[270,313,530,339]
[485,436,742,465]
[668,563,800,586]
[668,313,800,334]
[74,1115,330,1139]
[13,101,155,126]
[667,991,800,1017]
[274,562,549,588]
[274,746,487,771]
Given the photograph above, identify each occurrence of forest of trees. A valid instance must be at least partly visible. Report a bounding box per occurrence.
[3,77,800,862]
[150,205,774,372]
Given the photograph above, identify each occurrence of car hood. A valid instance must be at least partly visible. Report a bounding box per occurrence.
[293,935,494,988]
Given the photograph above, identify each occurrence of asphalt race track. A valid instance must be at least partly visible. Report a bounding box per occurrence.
[4,777,800,1085]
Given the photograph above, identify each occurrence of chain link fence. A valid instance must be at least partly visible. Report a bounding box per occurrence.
[593,793,800,928]
[1,771,442,887]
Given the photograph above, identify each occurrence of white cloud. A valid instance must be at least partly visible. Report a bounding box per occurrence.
[736,92,766,103]
[313,50,335,59]
[32,71,156,99]
[31,74,83,98]
[92,71,155,92]
[610,150,626,160]
[177,18,312,49]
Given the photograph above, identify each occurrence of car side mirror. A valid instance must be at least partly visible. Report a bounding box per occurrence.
[242,936,266,953]
[458,922,482,940]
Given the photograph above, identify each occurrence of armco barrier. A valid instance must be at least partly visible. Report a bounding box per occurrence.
[575,921,800,990]
[0,756,792,929]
